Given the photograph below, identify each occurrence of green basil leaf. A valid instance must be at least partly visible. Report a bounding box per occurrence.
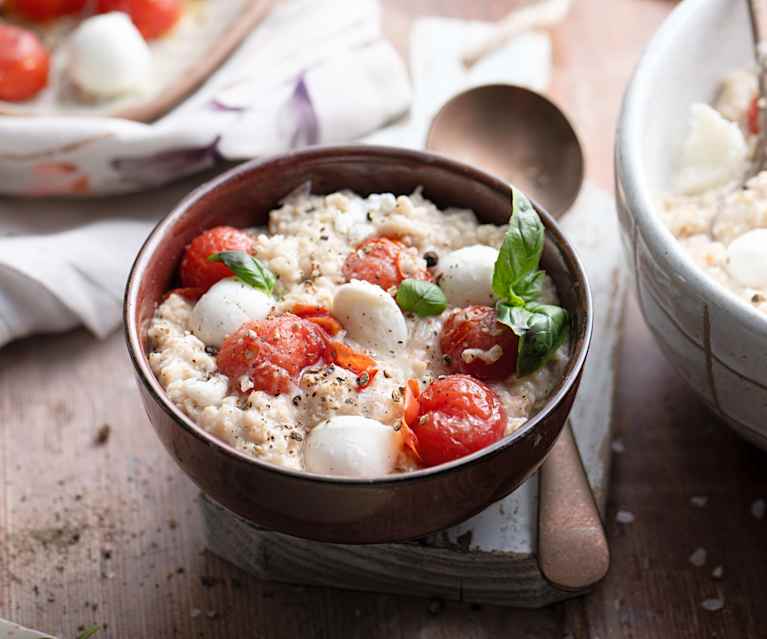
[495,301,535,337]
[514,269,545,303]
[516,303,569,376]
[208,250,276,295]
[491,188,545,305]
[396,279,448,317]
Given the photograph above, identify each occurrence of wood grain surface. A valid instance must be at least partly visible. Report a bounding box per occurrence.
[2,1,767,638]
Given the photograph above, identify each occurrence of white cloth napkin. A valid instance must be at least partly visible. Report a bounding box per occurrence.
[0,16,552,350]
[0,0,410,196]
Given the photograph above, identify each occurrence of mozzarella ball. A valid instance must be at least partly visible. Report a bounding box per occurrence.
[68,13,151,97]
[676,103,747,195]
[726,229,767,288]
[190,278,275,347]
[304,416,399,477]
[436,245,498,307]
[332,280,408,355]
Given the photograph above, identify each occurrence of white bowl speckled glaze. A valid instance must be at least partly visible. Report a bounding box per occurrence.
[616,0,767,448]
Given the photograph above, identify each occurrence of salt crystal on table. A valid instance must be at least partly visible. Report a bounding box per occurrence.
[611,439,625,454]
[190,608,202,619]
[751,498,765,520]
[712,565,724,579]
[616,510,635,524]
[690,496,708,508]
[701,597,724,612]
[689,547,707,567]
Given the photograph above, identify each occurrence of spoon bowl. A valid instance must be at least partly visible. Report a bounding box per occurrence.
[426,84,584,218]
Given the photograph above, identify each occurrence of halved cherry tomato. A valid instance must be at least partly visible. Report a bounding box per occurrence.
[179,226,254,292]
[748,94,760,135]
[0,24,49,102]
[412,374,506,467]
[96,0,184,39]
[217,314,328,396]
[292,304,343,336]
[342,237,431,291]
[11,0,85,21]
[440,305,519,381]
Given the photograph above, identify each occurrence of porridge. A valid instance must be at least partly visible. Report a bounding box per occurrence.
[662,69,767,314]
[148,186,571,476]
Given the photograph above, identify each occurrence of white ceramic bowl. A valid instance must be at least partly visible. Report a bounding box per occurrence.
[616,0,767,449]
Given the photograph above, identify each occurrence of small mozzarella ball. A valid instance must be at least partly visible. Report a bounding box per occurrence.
[69,13,151,97]
[304,416,399,477]
[333,280,408,354]
[190,278,275,347]
[676,103,747,195]
[726,229,767,288]
[437,245,498,306]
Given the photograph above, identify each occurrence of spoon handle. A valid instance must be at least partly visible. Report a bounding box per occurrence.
[747,0,767,175]
[538,421,610,591]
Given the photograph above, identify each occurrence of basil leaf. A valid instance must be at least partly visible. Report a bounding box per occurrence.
[495,301,535,336]
[514,269,545,304]
[396,279,447,317]
[208,250,276,295]
[516,303,569,376]
[491,188,545,305]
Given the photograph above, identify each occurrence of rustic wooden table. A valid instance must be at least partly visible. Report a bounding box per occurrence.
[2,1,766,638]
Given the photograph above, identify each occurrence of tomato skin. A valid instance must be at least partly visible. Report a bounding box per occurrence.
[342,237,431,291]
[96,0,183,40]
[179,226,254,291]
[413,374,506,467]
[0,25,49,102]
[11,0,85,21]
[440,305,519,381]
[217,314,329,396]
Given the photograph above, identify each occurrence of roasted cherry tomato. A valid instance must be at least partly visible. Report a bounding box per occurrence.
[291,304,343,336]
[217,314,329,396]
[748,94,760,136]
[11,0,85,21]
[179,226,254,292]
[0,24,49,102]
[342,237,431,291]
[439,305,519,381]
[96,0,183,40]
[412,374,506,467]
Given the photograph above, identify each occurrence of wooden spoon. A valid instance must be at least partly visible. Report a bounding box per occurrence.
[427,84,609,591]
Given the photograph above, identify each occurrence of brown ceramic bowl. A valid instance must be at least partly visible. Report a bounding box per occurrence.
[124,145,592,544]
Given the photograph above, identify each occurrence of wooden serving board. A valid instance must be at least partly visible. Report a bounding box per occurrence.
[0,0,273,122]
[201,183,628,608]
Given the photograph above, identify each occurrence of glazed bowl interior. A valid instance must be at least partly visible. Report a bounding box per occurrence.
[624,0,750,197]
[124,146,591,541]
[619,0,766,330]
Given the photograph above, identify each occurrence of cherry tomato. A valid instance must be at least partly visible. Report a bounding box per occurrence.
[0,24,49,102]
[748,94,760,136]
[342,237,431,291]
[11,0,85,21]
[179,226,254,292]
[412,374,506,467]
[291,304,343,336]
[217,314,329,396]
[439,305,519,381]
[96,0,183,40]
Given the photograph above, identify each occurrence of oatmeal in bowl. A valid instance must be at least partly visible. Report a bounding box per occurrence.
[661,69,767,315]
[148,186,570,477]
[125,146,591,542]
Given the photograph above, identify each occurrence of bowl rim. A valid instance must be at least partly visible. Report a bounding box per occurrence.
[617,0,767,336]
[124,144,593,486]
